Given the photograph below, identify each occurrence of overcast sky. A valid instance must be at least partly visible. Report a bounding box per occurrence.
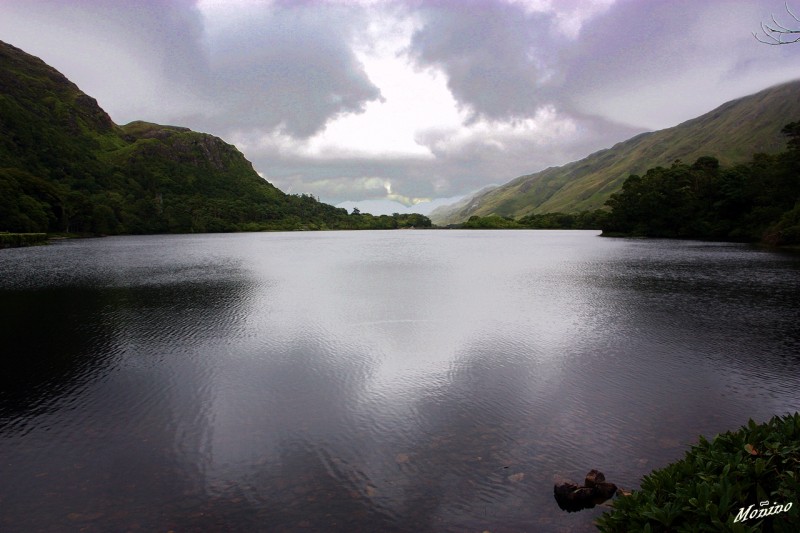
[2,0,799,214]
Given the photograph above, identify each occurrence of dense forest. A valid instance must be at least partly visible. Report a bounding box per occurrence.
[601,122,800,245]
[0,41,430,235]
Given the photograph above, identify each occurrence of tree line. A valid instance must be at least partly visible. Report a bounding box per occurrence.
[601,122,800,245]
[456,210,606,230]
[0,169,432,234]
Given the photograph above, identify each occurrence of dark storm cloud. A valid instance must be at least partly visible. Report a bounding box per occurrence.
[406,0,800,129]
[0,0,208,103]
[408,0,560,121]
[199,2,383,137]
[0,0,382,138]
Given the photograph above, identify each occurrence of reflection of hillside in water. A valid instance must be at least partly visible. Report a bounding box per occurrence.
[1,287,122,420]
[0,246,258,531]
[0,277,254,420]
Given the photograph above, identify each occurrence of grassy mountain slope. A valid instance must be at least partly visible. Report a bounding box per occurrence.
[431,81,800,225]
[0,40,120,175]
[1,40,418,234]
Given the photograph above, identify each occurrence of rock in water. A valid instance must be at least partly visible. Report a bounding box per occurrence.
[553,470,617,512]
[593,481,617,501]
[584,469,605,487]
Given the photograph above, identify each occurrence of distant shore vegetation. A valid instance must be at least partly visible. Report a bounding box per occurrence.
[453,210,606,230]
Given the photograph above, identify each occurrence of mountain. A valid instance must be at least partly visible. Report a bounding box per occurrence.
[0,40,428,234]
[430,81,800,225]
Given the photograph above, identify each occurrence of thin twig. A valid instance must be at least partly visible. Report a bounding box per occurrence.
[754,2,800,45]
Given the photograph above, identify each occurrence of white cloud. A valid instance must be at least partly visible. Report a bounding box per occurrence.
[302,56,457,159]
[252,8,464,160]
[419,105,578,155]
[505,0,617,38]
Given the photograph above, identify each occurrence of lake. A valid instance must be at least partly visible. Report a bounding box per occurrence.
[1,230,799,532]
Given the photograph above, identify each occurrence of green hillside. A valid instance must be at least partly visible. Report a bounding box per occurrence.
[431,81,800,225]
[0,40,429,234]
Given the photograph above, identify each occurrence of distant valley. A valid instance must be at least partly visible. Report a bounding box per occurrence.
[431,81,800,225]
[2,37,797,243]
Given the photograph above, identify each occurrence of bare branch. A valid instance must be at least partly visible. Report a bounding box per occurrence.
[786,2,800,22]
[771,14,792,32]
[755,3,800,44]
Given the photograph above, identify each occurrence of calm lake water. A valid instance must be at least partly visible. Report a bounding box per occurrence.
[1,230,799,532]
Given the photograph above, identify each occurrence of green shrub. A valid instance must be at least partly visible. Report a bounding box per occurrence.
[596,413,800,532]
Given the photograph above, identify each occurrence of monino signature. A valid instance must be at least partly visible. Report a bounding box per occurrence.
[733,500,793,523]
